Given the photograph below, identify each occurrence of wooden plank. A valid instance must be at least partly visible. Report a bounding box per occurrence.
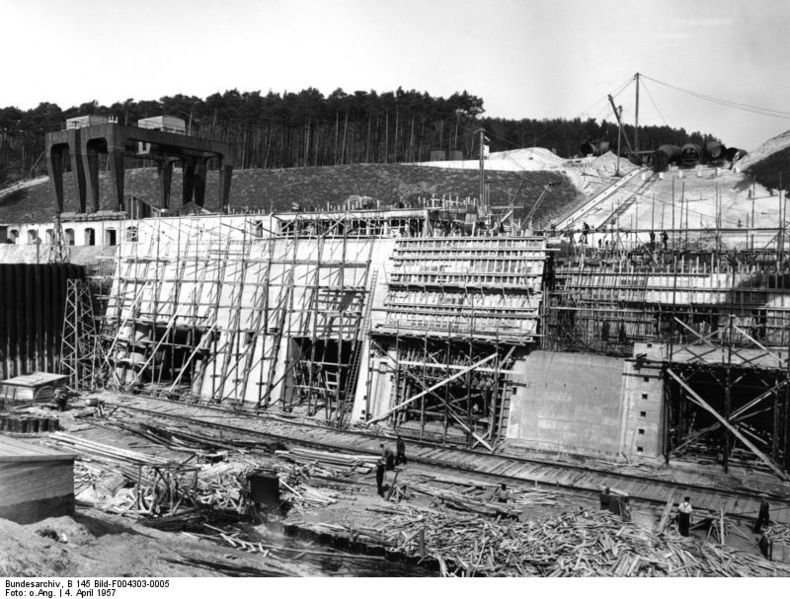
[0,461,73,506]
[0,436,76,462]
[657,492,674,533]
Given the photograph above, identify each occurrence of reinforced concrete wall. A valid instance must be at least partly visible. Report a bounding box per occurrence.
[619,358,664,458]
[102,214,400,412]
[506,351,625,456]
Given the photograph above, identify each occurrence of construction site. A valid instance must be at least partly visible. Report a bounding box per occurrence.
[5,78,790,577]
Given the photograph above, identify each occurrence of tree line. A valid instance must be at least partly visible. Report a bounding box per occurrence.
[0,88,716,185]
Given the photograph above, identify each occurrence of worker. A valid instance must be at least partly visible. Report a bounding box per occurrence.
[599,486,612,510]
[754,496,771,533]
[375,459,386,497]
[620,496,632,522]
[661,230,669,249]
[493,483,510,503]
[678,496,693,537]
[392,483,413,503]
[395,436,407,466]
[618,321,628,343]
[380,443,395,471]
[759,532,771,560]
[55,388,69,412]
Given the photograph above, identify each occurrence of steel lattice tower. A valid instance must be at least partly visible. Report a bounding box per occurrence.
[60,279,103,391]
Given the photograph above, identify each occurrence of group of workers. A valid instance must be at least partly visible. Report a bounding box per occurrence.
[372,439,777,561]
[373,437,514,506]
[576,223,673,251]
[600,488,775,559]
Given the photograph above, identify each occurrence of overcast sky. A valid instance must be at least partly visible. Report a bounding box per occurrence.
[3,0,790,150]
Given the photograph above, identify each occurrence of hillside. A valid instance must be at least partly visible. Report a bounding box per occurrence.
[735,128,790,191]
[0,163,580,225]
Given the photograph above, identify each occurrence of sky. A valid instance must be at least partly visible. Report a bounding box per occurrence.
[2,0,790,150]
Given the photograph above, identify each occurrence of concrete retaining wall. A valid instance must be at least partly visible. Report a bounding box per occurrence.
[506,351,625,456]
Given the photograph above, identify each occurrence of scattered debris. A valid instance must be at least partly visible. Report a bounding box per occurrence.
[384,507,790,577]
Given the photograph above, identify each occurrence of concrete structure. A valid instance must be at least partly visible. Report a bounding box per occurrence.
[45,117,233,215]
[3,168,790,471]
[506,351,624,455]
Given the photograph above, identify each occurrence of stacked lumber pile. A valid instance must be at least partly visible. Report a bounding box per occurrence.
[384,507,790,577]
[284,484,339,511]
[410,483,523,519]
[275,446,377,476]
[44,432,186,478]
[47,432,199,517]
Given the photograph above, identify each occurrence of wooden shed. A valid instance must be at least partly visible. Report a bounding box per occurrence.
[1,372,68,406]
[0,435,75,523]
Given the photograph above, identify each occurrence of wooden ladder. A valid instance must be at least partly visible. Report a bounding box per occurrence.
[337,268,379,425]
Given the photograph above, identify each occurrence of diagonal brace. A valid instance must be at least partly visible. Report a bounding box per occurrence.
[667,368,788,481]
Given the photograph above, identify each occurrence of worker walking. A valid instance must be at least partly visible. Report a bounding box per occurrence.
[754,496,770,533]
[395,436,407,466]
[375,459,386,497]
[678,496,693,537]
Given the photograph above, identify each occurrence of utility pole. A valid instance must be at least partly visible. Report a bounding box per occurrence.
[478,128,486,212]
[615,103,622,176]
[634,72,640,154]
[608,95,633,176]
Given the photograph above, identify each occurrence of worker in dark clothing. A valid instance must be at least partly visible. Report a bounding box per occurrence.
[599,486,612,510]
[55,388,69,412]
[395,436,407,466]
[375,459,386,497]
[618,321,628,343]
[661,230,669,249]
[385,447,395,471]
[759,532,771,559]
[678,496,692,537]
[754,497,771,533]
[493,483,510,503]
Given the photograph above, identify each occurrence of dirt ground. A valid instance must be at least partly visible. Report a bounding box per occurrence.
[0,508,330,577]
[0,400,775,577]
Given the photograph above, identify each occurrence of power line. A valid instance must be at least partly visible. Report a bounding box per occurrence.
[642,74,790,120]
[640,80,671,128]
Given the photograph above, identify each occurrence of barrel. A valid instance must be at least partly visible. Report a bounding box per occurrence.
[653,145,681,172]
[680,143,703,167]
[705,141,726,161]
